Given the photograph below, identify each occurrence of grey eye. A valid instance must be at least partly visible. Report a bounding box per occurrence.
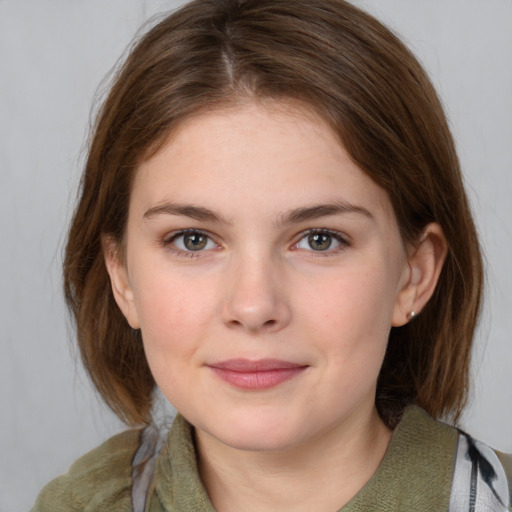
[183,233,208,251]
[308,233,333,251]
[295,231,345,252]
[172,231,216,252]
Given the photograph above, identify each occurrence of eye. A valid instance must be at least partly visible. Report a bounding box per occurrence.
[294,230,347,252]
[167,230,217,252]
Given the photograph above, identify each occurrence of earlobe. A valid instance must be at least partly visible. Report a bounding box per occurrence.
[102,236,141,329]
[392,223,447,327]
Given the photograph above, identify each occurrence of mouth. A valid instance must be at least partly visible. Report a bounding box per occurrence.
[206,359,309,390]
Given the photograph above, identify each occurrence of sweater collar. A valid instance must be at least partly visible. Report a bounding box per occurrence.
[152,406,457,511]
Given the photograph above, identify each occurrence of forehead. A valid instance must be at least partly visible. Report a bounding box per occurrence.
[132,100,397,225]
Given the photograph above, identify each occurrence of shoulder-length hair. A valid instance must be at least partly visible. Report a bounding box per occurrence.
[64,0,483,426]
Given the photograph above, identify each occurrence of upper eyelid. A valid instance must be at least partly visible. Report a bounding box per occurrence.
[161,227,350,249]
[162,229,220,257]
[164,228,216,242]
[294,228,349,242]
[163,227,347,237]
[289,228,350,256]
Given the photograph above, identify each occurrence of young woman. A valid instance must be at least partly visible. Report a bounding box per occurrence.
[32,0,511,510]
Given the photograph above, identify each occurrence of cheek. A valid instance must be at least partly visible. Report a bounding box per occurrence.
[299,263,398,338]
[131,273,212,409]
[130,267,215,366]
[297,263,397,386]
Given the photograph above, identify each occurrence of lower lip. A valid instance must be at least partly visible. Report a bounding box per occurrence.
[209,367,307,390]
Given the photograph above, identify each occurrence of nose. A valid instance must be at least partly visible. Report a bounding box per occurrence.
[221,254,291,334]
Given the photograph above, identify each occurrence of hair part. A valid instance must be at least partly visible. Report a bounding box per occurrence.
[64,0,483,426]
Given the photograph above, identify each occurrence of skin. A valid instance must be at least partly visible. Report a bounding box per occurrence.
[105,100,447,511]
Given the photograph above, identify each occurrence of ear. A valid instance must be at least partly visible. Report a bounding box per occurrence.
[392,223,447,327]
[102,236,141,329]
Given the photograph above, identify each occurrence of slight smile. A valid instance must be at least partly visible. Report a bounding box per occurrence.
[207,359,309,390]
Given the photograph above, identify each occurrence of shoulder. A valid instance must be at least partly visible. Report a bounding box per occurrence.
[450,432,512,510]
[391,407,511,509]
[496,450,512,503]
[31,429,142,512]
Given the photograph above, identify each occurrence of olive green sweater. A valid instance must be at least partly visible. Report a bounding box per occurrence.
[32,407,511,511]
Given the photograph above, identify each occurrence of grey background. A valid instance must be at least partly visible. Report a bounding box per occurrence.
[1,1,511,510]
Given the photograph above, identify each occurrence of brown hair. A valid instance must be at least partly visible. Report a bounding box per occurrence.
[64,0,483,426]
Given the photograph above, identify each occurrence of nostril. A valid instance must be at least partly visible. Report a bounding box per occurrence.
[226,318,278,331]
[221,291,291,332]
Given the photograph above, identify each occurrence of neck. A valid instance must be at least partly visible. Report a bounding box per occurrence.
[196,406,392,512]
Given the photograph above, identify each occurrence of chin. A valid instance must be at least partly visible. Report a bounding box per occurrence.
[219,429,302,453]
[202,411,306,453]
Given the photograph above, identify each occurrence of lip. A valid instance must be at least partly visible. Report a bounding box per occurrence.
[207,358,308,390]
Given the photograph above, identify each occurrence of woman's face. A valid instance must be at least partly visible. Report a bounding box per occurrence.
[111,101,412,452]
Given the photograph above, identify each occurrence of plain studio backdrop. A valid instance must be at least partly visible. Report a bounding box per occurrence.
[1,1,511,510]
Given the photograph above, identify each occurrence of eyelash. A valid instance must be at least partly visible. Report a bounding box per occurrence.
[162,228,350,258]
[292,229,350,256]
[162,229,219,258]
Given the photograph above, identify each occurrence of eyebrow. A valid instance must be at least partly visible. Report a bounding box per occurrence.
[143,203,231,224]
[143,200,373,225]
[276,201,374,226]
